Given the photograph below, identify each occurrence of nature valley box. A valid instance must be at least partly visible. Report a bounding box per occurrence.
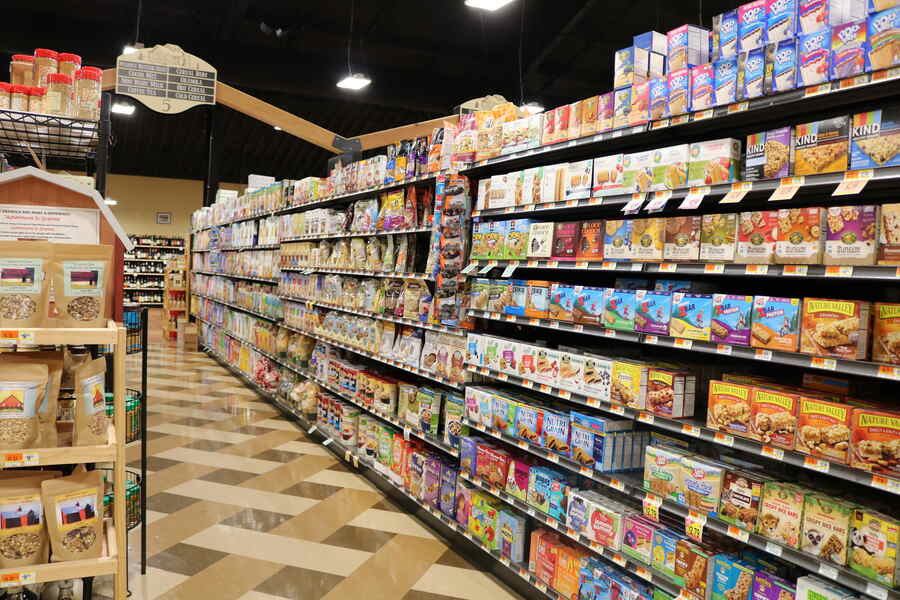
[796,396,853,464]
[850,408,900,478]
[750,386,799,448]
[873,302,900,364]
[800,298,872,360]
[707,380,753,434]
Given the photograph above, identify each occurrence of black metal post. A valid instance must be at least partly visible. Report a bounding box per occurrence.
[95,92,112,197]
[203,104,221,207]
[140,307,148,574]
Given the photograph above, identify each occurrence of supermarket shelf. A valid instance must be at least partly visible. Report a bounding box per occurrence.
[465,259,900,282]
[273,173,439,216]
[192,293,282,323]
[124,272,164,276]
[0,322,120,345]
[131,302,162,306]
[191,270,280,284]
[191,209,281,233]
[278,322,464,390]
[210,243,281,251]
[281,226,432,243]
[1,426,117,467]
[280,295,465,336]
[0,109,99,159]
[132,244,184,249]
[124,258,168,263]
[194,316,280,362]
[124,286,164,291]
[468,309,900,383]
[280,266,434,280]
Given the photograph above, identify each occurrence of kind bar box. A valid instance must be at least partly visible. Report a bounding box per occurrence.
[740,1,770,51]
[636,289,673,336]
[850,407,900,477]
[668,24,711,71]
[851,107,900,169]
[832,19,869,78]
[528,222,554,258]
[691,63,715,111]
[593,154,625,196]
[651,144,690,191]
[714,10,740,58]
[798,27,832,86]
[671,292,714,341]
[800,298,871,359]
[824,205,877,265]
[768,0,800,42]
[604,220,634,261]
[712,294,754,346]
[668,67,692,115]
[745,128,792,180]
[794,116,849,174]
[742,46,769,98]
[632,218,665,262]
[752,296,801,351]
[649,77,669,120]
[700,213,739,262]
[873,302,900,364]
[766,38,799,92]
[868,7,900,71]
[576,220,604,261]
[715,56,740,105]
[879,203,900,264]
[737,210,779,264]
[665,216,702,261]
[688,138,743,186]
[776,207,824,264]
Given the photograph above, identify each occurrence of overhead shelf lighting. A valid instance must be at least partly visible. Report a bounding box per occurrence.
[111,102,135,116]
[521,101,544,115]
[104,199,118,206]
[337,73,371,90]
[465,0,516,11]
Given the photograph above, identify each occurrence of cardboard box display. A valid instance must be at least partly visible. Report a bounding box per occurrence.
[573,286,606,325]
[688,138,743,186]
[632,217,666,262]
[795,576,858,600]
[872,301,900,363]
[492,392,520,436]
[668,24,712,71]
[521,167,542,206]
[665,216,702,261]
[576,491,631,548]
[671,292,714,340]
[525,280,551,319]
[775,207,825,264]
[622,514,659,564]
[630,80,651,126]
[552,221,581,261]
[635,289,674,336]
[576,220,604,261]
[549,283,576,321]
[527,222,555,258]
[636,30,669,53]
[801,493,855,565]
[740,1,770,51]
[682,455,728,514]
[614,87,633,129]
[849,508,900,587]
[737,210,779,264]
[622,150,655,193]
[708,380,754,434]
[714,10,740,58]
[649,77,669,120]
[766,38,799,92]
[832,19,869,78]
[719,469,769,531]
[603,288,637,332]
[487,280,512,313]
[712,294,754,346]
[796,395,853,463]
[565,160,593,200]
[676,539,715,600]
[558,352,585,393]
[742,46,769,98]
[868,7,900,71]
[487,173,514,209]
[768,0,800,42]
[668,67,693,115]
[593,154,625,196]
[700,213,739,262]
[615,46,636,88]
[598,92,614,132]
[653,528,688,581]
[745,127,793,180]
[554,543,589,600]
[644,444,689,502]
[751,295,801,351]
[799,27,833,86]
[850,407,900,477]
[503,280,528,317]
[604,219,635,261]
[751,386,800,448]
[529,528,561,585]
[498,510,527,564]
[851,107,900,169]
[647,366,696,418]
[691,63,716,111]
[794,116,850,175]
[582,353,613,400]
[651,144,690,191]
[540,164,567,204]
[758,481,808,548]
[800,297,872,359]
[611,359,649,409]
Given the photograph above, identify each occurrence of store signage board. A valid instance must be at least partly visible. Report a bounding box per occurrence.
[116,44,216,114]
[0,204,99,244]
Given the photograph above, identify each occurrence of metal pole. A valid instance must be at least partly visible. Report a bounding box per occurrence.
[140,307,148,574]
[95,92,111,197]
[203,104,221,207]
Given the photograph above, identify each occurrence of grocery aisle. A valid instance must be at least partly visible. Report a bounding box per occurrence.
[113,334,523,600]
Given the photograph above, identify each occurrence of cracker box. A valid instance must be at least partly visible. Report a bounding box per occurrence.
[671,292,714,341]
[849,508,900,587]
[736,211,779,264]
[708,380,754,434]
[879,203,900,264]
[528,222,555,258]
[615,46,636,88]
[566,160,594,200]
[742,45,769,99]
[741,1,770,51]
[775,207,825,264]
[691,63,715,111]
[665,216,702,261]
[832,19,869,78]
[644,445,689,502]
[612,359,649,409]
[631,80,651,126]
[623,514,659,564]
[758,481,808,548]
[581,96,600,137]
[604,219,634,261]
[648,366,696,418]
[753,572,796,600]
[767,38,799,92]
[525,280,551,319]
[800,298,872,359]
[801,493,855,565]
[668,24,712,71]
[850,407,900,477]
[751,386,800,448]
[549,283,576,321]
[796,395,852,462]
[745,128,792,180]
[799,1,828,35]
[636,289,674,336]
[650,77,670,120]
[720,469,769,531]
[677,540,715,600]
[668,67,693,116]
[633,218,666,262]
[715,10,740,58]
[614,86,633,129]
[793,116,849,175]
[868,7,900,71]
[872,302,900,363]
[582,353,613,400]
[751,296,801,351]
[603,288,637,332]
[505,219,535,260]
[712,555,756,600]
[622,150,655,193]
[688,138,743,186]
[652,145,690,191]
[498,509,527,563]
[851,107,900,170]
[795,577,857,600]
[799,27,833,86]
[712,294,754,346]
[576,221,604,261]
[715,56,740,105]
[653,528,688,581]
[593,154,625,196]
[768,0,800,42]
[573,286,605,326]
[552,221,581,261]
[700,213,739,262]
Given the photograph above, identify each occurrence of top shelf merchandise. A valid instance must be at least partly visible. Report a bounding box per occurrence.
[124,235,185,262]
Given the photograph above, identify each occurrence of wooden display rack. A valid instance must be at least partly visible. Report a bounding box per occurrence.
[0,321,127,598]
[162,262,187,340]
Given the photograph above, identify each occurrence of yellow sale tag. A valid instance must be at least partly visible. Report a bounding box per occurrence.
[643,493,662,521]
[685,510,707,541]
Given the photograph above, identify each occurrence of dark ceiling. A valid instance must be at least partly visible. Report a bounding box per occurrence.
[5,0,737,183]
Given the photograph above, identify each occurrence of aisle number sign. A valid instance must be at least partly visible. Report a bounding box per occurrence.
[116,44,216,114]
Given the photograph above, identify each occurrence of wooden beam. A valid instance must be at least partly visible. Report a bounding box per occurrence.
[353,115,458,151]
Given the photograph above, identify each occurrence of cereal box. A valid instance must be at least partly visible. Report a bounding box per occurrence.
[612,359,649,409]
[566,160,594,200]
[636,289,674,336]
[879,203,900,264]
[633,218,665,261]
[498,509,527,563]
[873,302,900,363]
[793,116,849,175]
[455,480,474,526]
[581,96,600,136]
[582,353,614,400]
[851,107,900,170]
[576,221,604,261]
[622,150,655,193]
[668,24,712,71]
[476,444,512,488]
[650,77,669,120]
[631,80,651,126]
[444,394,469,448]
[850,407,900,477]
[593,154,625,196]
[751,296,801,351]
[681,455,727,514]
[712,556,756,600]
[440,465,458,517]
[573,286,605,326]
[505,219,535,260]
[800,298,871,359]
[623,514,659,564]
[767,38,799,92]
[604,219,635,261]
[775,207,824,264]
[528,222,554,258]
[801,493,855,565]
[652,145,690,191]
[549,283,576,321]
[758,481,808,548]
[552,222,581,261]
[720,469,771,531]
[712,294,754,346]
[691,63,716,111]
[668,67,693,115]
[689,138,743,186]
[741,1,770,51]
[615,47,636,88]
[752,570,796,600]
[470,491,501,549]
[648,366,696,418]
[708,380,754,434]
[506,457,532,501]
[715,56,740,105]
[700,213,738,262]
[849,508,900,587]
[751,386,800,448]
[832,19,869,78]
[768,0,800,42]
[715,10,740,58]
[677,540,715,600]
[671,292,714,341]
[614,87,633,129]
[525,280,551,319]
[665,216,702,261]
[799,1,828,35]
[603,288,637,331]
[796,395,852,462]
[742,45,769,99]
[644,445,688,502]
[798,27,832,86]
[745,128,792,180]
[736,211,779,264]
[867,7,900,71]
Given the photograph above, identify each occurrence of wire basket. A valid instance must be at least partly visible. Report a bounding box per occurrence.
[123,304,144,355]
[105,389,142,444]
[101,468,143,531]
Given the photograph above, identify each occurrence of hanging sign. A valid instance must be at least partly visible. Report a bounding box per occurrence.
[0,204,99,244]
[116,44,216,114]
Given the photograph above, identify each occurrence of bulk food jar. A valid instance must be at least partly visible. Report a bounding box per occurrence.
[32,48,58,88]
[45,73,72,116]
[74,67,102,120]
[28,86,45,114]
[10,54,33,86]
[58,53,81,80]
[0,83,10,110]
[10,85,29,112]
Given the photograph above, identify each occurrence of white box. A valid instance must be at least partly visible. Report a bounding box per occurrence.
[592,154,625,196]
[795,576,858,600]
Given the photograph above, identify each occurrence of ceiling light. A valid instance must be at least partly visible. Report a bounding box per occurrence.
[337,73,371,90]
[111,103,135,116]
[465,0,516,11]
[273,126,282,131]
[522,101,544,115]
[122,42,144,55]
[104,199,118,206]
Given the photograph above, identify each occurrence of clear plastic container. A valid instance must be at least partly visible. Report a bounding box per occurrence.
[45,73,72,116]
[10,54,33,86]
[32,48,58,88]
[10,85,29,112]
[28,86,46,114]
[0,83,10,110]
[74,67,102,120]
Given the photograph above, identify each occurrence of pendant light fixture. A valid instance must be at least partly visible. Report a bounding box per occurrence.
[337,0,371,90]
[464,0,516,11]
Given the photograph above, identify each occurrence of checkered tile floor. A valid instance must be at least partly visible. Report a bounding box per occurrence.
[96,342,522,600]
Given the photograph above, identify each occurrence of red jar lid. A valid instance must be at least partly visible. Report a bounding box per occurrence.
[11,54,34,63]
[58,53,81,64]
[75,67,103,81]
[34,49,58,59]
[0,83,11,92]
[11,85,30,94]
[46,73,72,84]
[28,87,46,96]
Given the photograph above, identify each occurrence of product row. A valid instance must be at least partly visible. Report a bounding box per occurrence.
[280,274,432,322]
[191,249,280,280]
[192,217,281,250]
[279,234,424,274]
[192,274,283,320]
[191,181,288,230]
[4,49,102,120]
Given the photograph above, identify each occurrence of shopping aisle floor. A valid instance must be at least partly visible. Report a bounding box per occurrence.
[115,339,524,600]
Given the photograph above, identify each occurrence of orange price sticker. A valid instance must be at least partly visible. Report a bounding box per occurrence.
[658,263,678,273]
[608,404,625,416]
[545,453,560,464]
[539,384,552,393]
[871,474,900,494]
[744,264,769,275]
[586,397,601,407]
[768,176,805,201]
[679,186,711,210]
[782,265,808,276]
[637,412,655,424]
[755,349,773,361]
[522,380,535,389]
[804,456,831,473]
[517,440,529,450]
[810,356,837,371]
[704,263,725,274]
[609,478,626,492]
[716,344,733,356]
[579,466,593,476]
[674,338,693,349]
[601,261,616,270]
[644,335,659,345]
[727,101,748,114]
[0,330,18,340]
[546,517,558,529]
[804,82,833,97]
[694,109,714,120]
[634,567,652,582]
[720,181,753,204]
[824,265,853,277]
[611,553,627,567]
[761,445,785,460]
[877,365,900,380]
[726,525,750,543]
[575,261,589,268]
[681,423,702,437]
[714,432,735,447]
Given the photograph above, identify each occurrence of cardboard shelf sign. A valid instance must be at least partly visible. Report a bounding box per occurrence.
[116,44,216,114]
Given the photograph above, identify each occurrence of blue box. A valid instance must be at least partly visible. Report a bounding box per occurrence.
[439,466,458,517]
[459,436,480,477]
[615,47,635,88]
[767,0,800,42]
[667,67,692,115]
[691,63,715,111]
[714,56,739,105]
[868,7,900,71]
[832,19,869,78]
[851,106,900,168]
[498,510,527,564]
[714,11,740,58]
[798,27,832,86]
[504,279,528,316]
[541,410,570,457]
[766,38,798,91]
[712,555,756,600]
[635,31,668,54]
[649,77,669,120]
[740,1,769,51]
[742,46,768,98]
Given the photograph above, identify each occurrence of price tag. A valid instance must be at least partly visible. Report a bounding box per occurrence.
[652,119,670,130]
[720,181,753,204]
[478,263,495,274]
[501,263,518,278]
[579,466,593,476]
[0,330,17,340]
[694,108,714,120]
[681,423,702,437]
[586,397,601,407]
[871,474,900,494]
[768,176,805,201]
[866,584,889,600]
[568,140,578,147]
[810,357,837,371]
[782,264,808,276]
[804,456,830,473]
[833,169,874,195]
[403,427,411,441]
[0,573,35,588]
[671,114,690,125]
[307,425,318,434]
[634,567,652,582]
[623,193,646,214]
[714,432,735,447]
[518,567,529,578]
[761,445,785,460]
[630,263,643,271]
[566,527,579,538]
[603,329,617,338]
[824,265,853,278]
[679,186,711,210]
[352,454,359,468]
[704,263,725,274]
[497,373,509,381]
[818,563,839,580]
[612,129,624,138]
[804,82,833,97]
[522,380,535,389]
[2,452,38,467]
[765,542,783,557]
[877,365,900,380]
[504,315,516,323]
[546,261,559,268]
[646,190,672,212]
[588,197,603,205]
[545,452,560,464]
[744,264,769,275]
[609,478,626,492]
[716,344,733,356]
[490,312,502,320]
[685,510,707,541]
[527,507,536,517]
[727,101,748,114]
[643,493,662,521]
[601,261,617,270]
[565,200,578,207]
[611,553,627,567]
[755,349,773,361]
[726,525,751,543]
[539,384,552,393]
[546,517,558,529]
[322,438,333,446]
[674,338,693,349]
[535,581,548,593]
[461,263,479,274]
[558,389,571,399]
[344,450,352,462]
[500,556,511,567]
[575,261,589,268]
[644,335,659,345]
[637,412,655,424]
[838,73,869,88]
[608,404,625,416]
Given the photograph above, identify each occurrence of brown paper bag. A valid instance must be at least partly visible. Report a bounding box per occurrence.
[42,469,103,561]
[73,357,108,447]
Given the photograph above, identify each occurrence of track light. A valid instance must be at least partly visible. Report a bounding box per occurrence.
[465,0,516,11]
[337,73,371,90]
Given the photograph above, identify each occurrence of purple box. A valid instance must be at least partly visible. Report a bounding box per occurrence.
[422,457,442,508]
[712,294,754,346]
[745,127,792,180]
[824,205,877,265]
[440,466,458,517]
[459,436,479,477]
[691,63,715,111]
[455,480,473,527]
[635,290,673,335]
[752,571,796,600]
[831,20,868,80]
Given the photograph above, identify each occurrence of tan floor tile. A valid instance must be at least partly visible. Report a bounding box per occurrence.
[156,554,285,600]
[273,440,332,457]
[204,409,279,431]
[237,592,287,600]
[304,469,379,493]
[219,429,303,457]
[149,500,244,555]
[240,455,336,493]
[148,405,234,420]
[411,565,521,600]
[254,565,345,600]
[251,418,303,432]
[127,434,193,463]
[167,479,318,515]
[148,422,254,444]
[268,488,381,542]
[155,447,282,474]
[148,462,218,496]
[321,525,396,554]
[348,508,437,539]
[220,508,294,533]
[121,567,188,600]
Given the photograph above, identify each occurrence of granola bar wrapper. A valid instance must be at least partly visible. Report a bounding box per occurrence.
[73,357,108,447]
[49,244,113,328]
[42,470,103,561]
[0,241,52,329]
[0,472,59,569]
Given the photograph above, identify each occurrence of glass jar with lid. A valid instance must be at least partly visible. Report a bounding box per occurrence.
[10,54,33,86]
[45,73,72,116]
[58,53,81,79]
[10,85,29,112]
[28,87,46,114]
[0,83,10,110]
[74,67,102,120]
[32,48,58,88]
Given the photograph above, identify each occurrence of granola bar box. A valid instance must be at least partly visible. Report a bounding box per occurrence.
[712,294,754,346]
[604,219,635,261]
[711,555,755,600]
[766,38,798,92]
[878,203,900,264]
[872,302,900,364]
[681,455,728,515]
[632,217,665,262]
[691,63,716,111]
[552,222,581,261]
[635,289,673,336]
[670,292,714,341]
[800,493,855,565]
[824,205,877,265]
[792,116,849,176]
[593,154,625,196]
[644,445,689,503]
[720,469,770,531]
[700,213,739,262]
[800,298,871,359]
[850,407,900,478]
[676,539,715,600]
[665,216,702,261]
[795,577,857,600]
[647,366,696,419]
[576,220,604,261]
[737,210,779,264]
[775,207,824,264]
[668,67,693,116]
[745,128,792,180]
[752,571,796,600]
[573,286,605,326]
[708,380,754,434]
[603,288,637,332]
[757,481,808,548]
[750,386,799,448]
[650,76,669,120]
[796,395,852,463]
[651,144,690,191]
[611,359,649,409]
[752,296,801,351]
[849,507,900,587]
[851,107,900,170]
[689,138,743,187]
[622,150,655,193]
